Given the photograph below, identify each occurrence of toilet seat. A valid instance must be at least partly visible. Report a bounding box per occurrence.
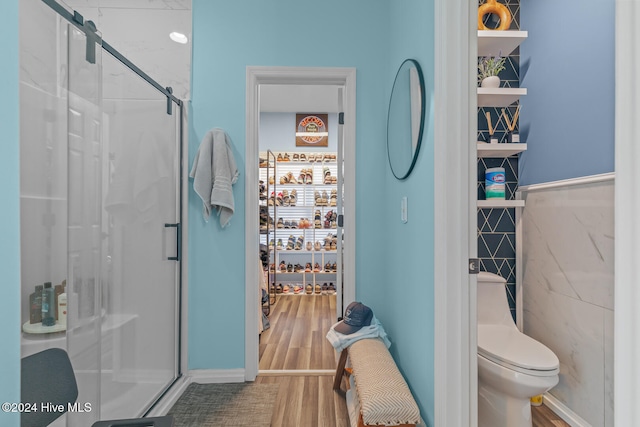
[478,324,559,377]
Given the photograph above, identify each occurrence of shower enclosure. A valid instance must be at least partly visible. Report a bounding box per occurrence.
[19,0,183,424]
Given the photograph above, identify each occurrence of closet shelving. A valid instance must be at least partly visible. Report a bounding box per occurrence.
[260,151,340,295]
[477,29,528,208]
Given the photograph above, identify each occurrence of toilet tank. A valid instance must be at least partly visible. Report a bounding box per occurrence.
[477,271,515,327]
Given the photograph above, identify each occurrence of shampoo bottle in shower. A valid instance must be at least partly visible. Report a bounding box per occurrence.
[41,282,55,326]
[29,285,44,324]
[57,291,67,327]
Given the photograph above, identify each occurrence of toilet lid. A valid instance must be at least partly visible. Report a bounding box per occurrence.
[478,325,559,373]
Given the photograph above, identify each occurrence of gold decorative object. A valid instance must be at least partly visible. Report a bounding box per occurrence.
[478,0,512,31]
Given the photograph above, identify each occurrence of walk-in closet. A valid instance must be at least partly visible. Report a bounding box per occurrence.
[257,103,344,371]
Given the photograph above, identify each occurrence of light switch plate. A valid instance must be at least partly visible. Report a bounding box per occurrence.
[401,196,408,223]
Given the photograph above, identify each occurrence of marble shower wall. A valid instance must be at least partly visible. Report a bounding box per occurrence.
[521,177,614,427]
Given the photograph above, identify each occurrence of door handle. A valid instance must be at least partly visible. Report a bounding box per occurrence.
[164,223,181,261]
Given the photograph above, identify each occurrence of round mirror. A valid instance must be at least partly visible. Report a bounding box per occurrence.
[386,59,426,180]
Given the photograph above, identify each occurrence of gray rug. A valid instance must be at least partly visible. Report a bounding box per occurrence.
[167,382,278,427]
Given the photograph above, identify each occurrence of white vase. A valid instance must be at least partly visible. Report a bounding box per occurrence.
[481,76,500,88]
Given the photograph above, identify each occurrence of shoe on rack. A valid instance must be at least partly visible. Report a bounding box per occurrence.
[286,235,296,250]
[306,284,313,294]
[293,284,303,294]
[324,262,332,272]
[277,239,283,249]
[328,283,336,294]
[282,284,290,293]
[330,189,337,207]
[276,284,283,294]
[315,284,322,294]
[293,153,299,161]
[277,153,283,162]
[314,262,321,273]
[306,169,313,184]
[306,241,312,251]
[305,263,312,273]
[287,171,297,184]
[287,263,294,273]
[314,241,321,251]
[332,262,337,272]
[290,189,297,206]
[321,283,329,295]
[279,261,286,272]
[324,234,332,250]
[295,236,304,250]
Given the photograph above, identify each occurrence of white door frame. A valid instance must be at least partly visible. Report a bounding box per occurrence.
[434,0,476,425]
[615,1,639,424]
[244,66,357,381]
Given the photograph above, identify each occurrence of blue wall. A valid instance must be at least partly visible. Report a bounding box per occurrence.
[189,0,390,369]
[383,1,435,424]
[189,2,436,422]
[0,0,21,423]
[519,0,615,185]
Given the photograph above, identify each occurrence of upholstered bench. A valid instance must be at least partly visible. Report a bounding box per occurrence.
[334,338,421,427]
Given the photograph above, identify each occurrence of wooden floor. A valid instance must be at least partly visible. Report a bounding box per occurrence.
[258,293,568,426]
[532,403,571,426]
[256,374,349,427]
[260,293,338,370]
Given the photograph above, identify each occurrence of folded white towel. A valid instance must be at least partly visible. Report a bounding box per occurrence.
[190,128,239,228]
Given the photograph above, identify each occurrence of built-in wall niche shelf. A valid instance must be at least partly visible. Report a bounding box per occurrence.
[477,143,527,158]
[477,199,525,208]
[478,87,527,107]
[478,30,528,57]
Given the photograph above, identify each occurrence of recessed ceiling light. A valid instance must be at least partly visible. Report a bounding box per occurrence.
[169,32,188,44]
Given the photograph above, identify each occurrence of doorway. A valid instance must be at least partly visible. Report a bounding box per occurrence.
[245,67,356,380]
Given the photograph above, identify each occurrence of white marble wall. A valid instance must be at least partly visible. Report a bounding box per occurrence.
[63,0,192,100]
[521,176,614,427]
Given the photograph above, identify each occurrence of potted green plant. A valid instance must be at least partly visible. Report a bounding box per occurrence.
[478,55,506,88]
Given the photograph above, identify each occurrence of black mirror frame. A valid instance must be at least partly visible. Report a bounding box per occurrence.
[386,58,426,181]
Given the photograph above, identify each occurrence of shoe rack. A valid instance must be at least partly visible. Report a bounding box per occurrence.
[259,150,341,296]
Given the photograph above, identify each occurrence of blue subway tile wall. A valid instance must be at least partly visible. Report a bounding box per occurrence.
[477,0,520,321]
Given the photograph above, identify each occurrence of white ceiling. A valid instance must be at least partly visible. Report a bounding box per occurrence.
[259,84,341,113]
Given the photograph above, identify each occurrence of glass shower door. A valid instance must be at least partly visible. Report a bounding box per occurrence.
[65,17,104,427]
[99,51,180,419]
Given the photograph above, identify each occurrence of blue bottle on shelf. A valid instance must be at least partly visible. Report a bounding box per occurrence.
[41,282,55,326]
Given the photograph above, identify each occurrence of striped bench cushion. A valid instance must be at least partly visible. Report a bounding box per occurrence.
[349,338,421,426]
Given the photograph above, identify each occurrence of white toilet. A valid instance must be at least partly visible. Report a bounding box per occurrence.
[477,272,559,427]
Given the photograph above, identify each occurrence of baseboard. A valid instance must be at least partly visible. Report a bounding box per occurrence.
[543,393,592,427]
[187,368,246,384]
[146,376,191,416]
